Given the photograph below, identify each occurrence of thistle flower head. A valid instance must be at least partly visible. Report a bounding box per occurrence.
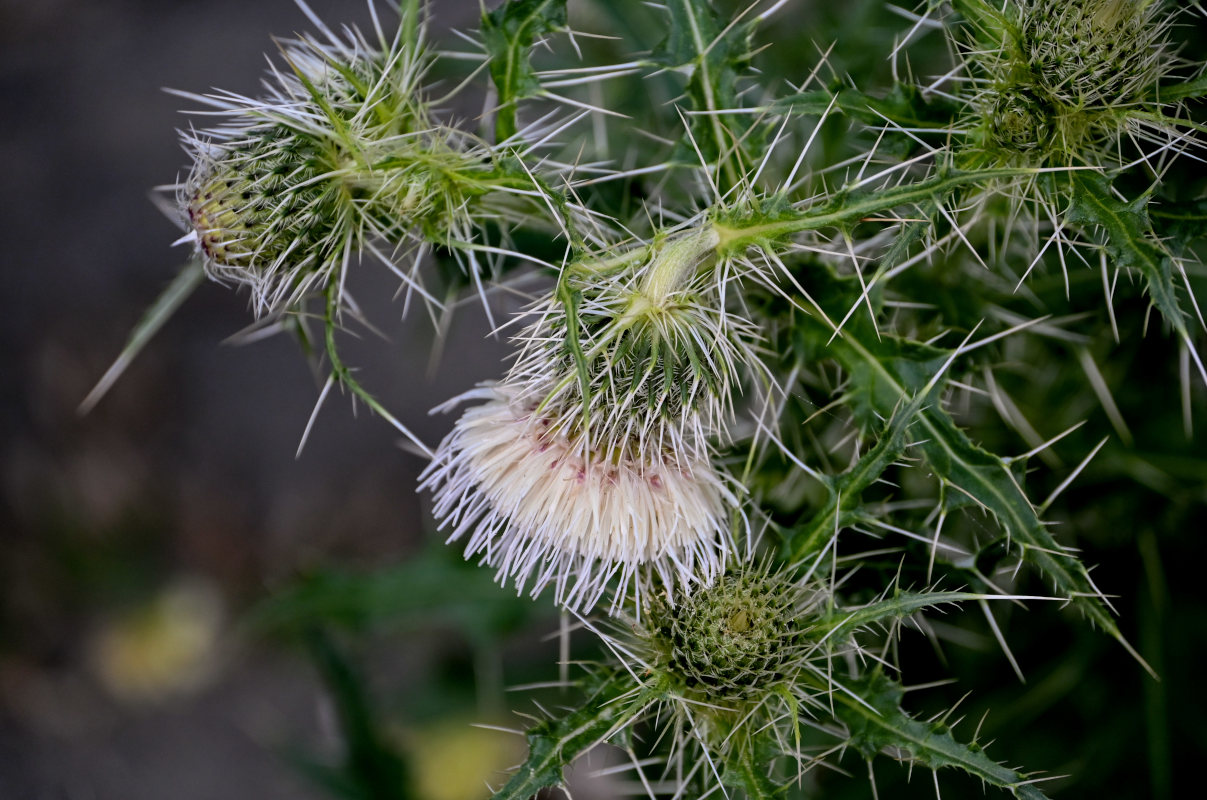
[419,383,736,613]
[172,4,481,317]
[420,225,766,613]
[964,0,1180,165]
[1018,0,1170,108]
[509,226,761,465]
[594,561,834,780]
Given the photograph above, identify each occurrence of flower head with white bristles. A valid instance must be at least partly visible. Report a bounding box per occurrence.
[420,225,765,612]
[419,382,737,612]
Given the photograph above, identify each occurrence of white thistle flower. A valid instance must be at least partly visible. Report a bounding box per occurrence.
[415,381,733,612]
[419,382,737,613]
[420,226,764,612]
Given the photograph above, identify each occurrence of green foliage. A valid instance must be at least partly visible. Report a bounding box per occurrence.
[1060,171,1193,338]
[834,671,1051,800]
[654,0,759,183]
[492,672,660,799]
[298,631,413,800]
[482,0,568,140]
[103,0,1207,797]
[246,545,542,642]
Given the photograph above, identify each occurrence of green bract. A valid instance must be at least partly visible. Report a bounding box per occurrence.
[647,567,801,700]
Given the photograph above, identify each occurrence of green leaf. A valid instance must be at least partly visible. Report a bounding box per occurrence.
[788,266,1125,644]
[829,671,1052,800]
[1060,172,1189,337]
[79,259,205,414]
[721,742,780,799]
[306,630,412,800]
[783,393,923,563]
[809,591,1003,642]
[1155,73,1207,103]
[245,545,540,642]
[481,0,567,141]
[1151,198,1207,259]
[654,0,757,189]
[493,671,661,799]
[769,84,961,131]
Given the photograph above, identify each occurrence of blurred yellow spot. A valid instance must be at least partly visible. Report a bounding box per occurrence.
[407,718,523,800]
[90,578,223,703]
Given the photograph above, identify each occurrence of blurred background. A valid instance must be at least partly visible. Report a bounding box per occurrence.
[0,1,532,797]
[3,1,1206,799]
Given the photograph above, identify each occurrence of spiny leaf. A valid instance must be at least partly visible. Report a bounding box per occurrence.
[721,742,779,799]
[1155,73,1207,103]
[829,671,1052,800]
[809,590,1006,642]
[788,266,1125,643]
[492,671,660,800]
[768,84,961,131]
[482,0,567,141]
[654,0,757,188]
[1059,171,1189,336]
[1151,198,1207,256]
[783,389,924,563]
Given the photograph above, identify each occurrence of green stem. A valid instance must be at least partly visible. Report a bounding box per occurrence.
[713,167,1032,249]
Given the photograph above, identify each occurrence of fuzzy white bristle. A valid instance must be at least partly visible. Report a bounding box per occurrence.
[419,383,736,613]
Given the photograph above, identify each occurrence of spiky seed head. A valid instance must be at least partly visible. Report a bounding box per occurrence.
[418,383,737,613]
[1018,0,1169,108]
[644,565,802,700]
[173,12,481,317]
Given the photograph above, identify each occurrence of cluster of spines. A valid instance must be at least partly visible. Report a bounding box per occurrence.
[965,0,1180,165]
[173,5,485,318]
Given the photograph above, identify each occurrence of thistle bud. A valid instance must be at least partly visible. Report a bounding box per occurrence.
[646,567,802,700]
[1019,0,1167,107]
[172,10,480,317]
[967,0,1177,164]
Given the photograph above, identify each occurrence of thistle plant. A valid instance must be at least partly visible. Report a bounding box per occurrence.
[90,0,1207,797]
